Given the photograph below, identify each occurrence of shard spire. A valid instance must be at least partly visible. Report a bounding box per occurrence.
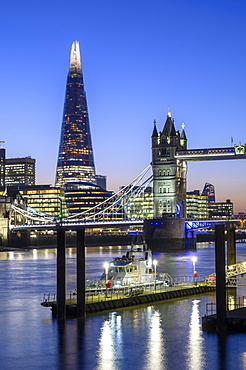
[69,41,82,75]
[55,41,95,187]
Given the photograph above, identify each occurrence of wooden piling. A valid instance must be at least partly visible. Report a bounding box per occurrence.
[56,228,66,319]
[227,227,236,266]
[77,228,86,317]
[215,224,226,332]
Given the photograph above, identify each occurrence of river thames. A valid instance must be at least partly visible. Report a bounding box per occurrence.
[1,242,246,369]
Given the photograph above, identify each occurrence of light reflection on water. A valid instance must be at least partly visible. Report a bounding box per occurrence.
[143,309,165,369]
[1,243,246,369]
[187,299,204,370]
[97,317,118,370]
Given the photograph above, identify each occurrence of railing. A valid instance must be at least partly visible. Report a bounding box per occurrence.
[42,275,208,304]
[206,296,246,315]
[43,291,77,304]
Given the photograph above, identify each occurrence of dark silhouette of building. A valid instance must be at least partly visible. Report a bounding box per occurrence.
[95,175,107,189]
[55,41,95,187]
[0,143,5,187]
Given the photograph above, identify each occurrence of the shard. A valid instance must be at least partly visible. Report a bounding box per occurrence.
[55,41,95,187]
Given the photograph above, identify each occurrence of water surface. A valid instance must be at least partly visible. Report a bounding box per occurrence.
[0,243,246,369]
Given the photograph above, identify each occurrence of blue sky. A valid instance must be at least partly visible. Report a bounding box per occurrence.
[0,0,246,213]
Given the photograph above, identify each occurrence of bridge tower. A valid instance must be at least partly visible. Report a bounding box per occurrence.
[151,109,187,218]
[144,110,192,251]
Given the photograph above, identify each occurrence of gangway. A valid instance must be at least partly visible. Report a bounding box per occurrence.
[206,261,246,286]
[226,261,246,278]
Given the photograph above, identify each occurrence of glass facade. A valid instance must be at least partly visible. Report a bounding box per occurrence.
[202,182,215,203]
[64,182,124,220]
[123,186,154,220]
[186,191,209,219]
[55,41,95,187]
[18,185,67,218]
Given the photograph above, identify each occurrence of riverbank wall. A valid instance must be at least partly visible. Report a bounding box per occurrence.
[6,230,246,250]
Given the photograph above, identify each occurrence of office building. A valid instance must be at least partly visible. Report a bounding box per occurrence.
[208,199,233,218]
[123,186,153,220]
[202,182,215,203]
[64,182,124,219]
[8,185,66,219]
[95,175,107,189]
[186,190,209,219]
[5,157,35,186]
[55,41,95,187]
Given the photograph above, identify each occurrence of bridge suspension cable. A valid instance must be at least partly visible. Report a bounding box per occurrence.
[67,164,153,221]
[10,204,55,223]
[10,164,153,225]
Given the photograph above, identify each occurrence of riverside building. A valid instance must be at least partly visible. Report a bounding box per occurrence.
[64,182,125,220]
[186,190,209,219]
[5,157,35,186]
[122,186,154,220]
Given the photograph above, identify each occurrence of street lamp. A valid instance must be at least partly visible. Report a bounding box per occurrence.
[191,256,197,273]
[191,257,197,283]
[153,259,157,291]
[104,262,109,298]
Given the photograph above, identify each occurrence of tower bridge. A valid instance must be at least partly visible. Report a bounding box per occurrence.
[144,109,246,250]
[8,106,246,251]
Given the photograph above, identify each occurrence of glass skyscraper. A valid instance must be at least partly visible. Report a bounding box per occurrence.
[55,41,95,187]
[202,182,215,203]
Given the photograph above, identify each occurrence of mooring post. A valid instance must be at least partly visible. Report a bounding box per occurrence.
[227,227,236,313]
[215,224,227,332]
[57,227,66,319]
[77,228,86,317]
[227,227,236,266]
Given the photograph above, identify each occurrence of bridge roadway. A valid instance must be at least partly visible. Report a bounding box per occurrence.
[10,219,144,231]
[10,218,243,232]
[175,146,246,161]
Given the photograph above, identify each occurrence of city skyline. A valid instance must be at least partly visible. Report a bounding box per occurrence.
[0,1,246,212]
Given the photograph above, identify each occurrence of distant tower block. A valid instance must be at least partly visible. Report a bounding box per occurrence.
[202,182,215,203]
[55,41,95,187]
[151,110,187,218]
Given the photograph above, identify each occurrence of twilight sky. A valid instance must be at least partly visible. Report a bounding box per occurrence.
[0,0,246,213]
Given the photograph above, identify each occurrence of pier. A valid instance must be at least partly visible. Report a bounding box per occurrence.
[202,301,246,333]
[42,282,216,318]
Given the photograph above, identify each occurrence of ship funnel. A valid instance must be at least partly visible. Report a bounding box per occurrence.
[145,250,153,268]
